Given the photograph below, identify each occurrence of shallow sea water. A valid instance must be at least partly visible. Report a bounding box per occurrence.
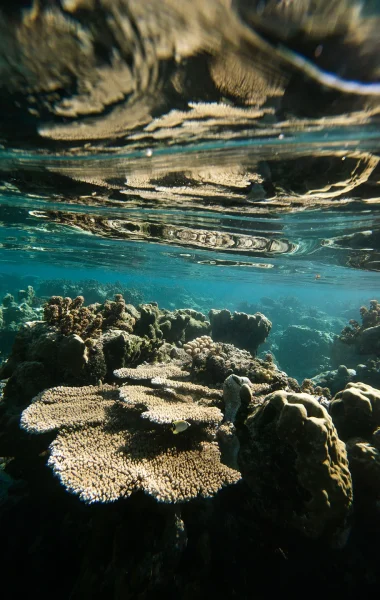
[1,1,380,598]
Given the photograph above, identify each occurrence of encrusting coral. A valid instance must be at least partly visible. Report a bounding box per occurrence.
[20,368,240,504]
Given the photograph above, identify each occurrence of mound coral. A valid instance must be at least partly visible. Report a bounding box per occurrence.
[209,309,271,355]
[241,389,353,541]
[190,340,288,389]
[133,303,210,344]
[330,381,380,440]
[330,382,380,502]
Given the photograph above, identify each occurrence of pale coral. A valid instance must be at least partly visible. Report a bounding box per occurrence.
[119,384,222,426]
[20,384,118,433]
[20,376,240,504]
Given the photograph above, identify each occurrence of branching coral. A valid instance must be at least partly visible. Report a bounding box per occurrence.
[339,299,380,353]
[183,335,216,357]
[43,294,135,339]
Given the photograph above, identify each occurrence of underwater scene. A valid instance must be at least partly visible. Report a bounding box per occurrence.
[1,1,380,598]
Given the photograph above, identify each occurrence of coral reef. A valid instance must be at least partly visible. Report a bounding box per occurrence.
[332,300,380,370]
[311,364,356,396]
[209,309,271,354]
[240,389,353,542]
[0,287,42,362]
[3,291,380,599]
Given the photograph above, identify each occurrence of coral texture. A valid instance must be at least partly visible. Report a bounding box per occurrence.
[209,309,271,354]
[330,381,380,440]
[330,382,380,502]
[20,371,240,504]
[241,390,353,540]
[222,374,252,422]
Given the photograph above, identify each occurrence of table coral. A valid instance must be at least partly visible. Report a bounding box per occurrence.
[20,384,119,433]
[119,384,222,426]
[114,363,187,383]
[20,373,240,504]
